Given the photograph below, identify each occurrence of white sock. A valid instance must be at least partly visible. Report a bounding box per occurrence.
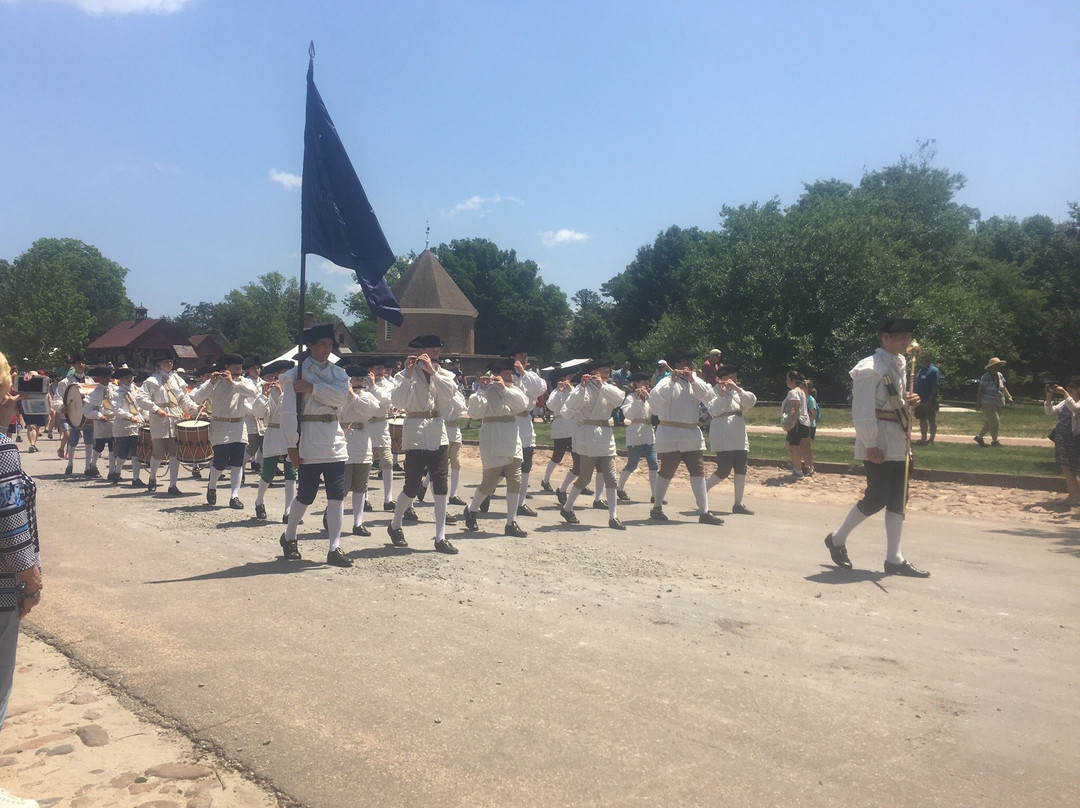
[108,452,118,475]
[169,457,181,487]
[831,505,867,547]
[285,500,309,541]
[326,500,344,551]
[450,467,460,498]
[648,467,658,496]
[256,479,269,506]
[564,483,582,510]
[607,488,617,519]
[885,510,904,564]
[284,479,296,515]
[433,494,448,541]
[230,466,243,499]
[559,470,576,494]
[617,467,632,492]
[505,491,519,525]
[382,467,394,503]
[519,472,530,502]
[469,487,485,512]
[392,493,413,530]
[352,492,366,527]
[594,470,605,499]
[148,458,160,480]
[690,476,709,515]
[653,476,671,509]
[544,459,558,485]
[733,473,747,507]
[208,467,223,492]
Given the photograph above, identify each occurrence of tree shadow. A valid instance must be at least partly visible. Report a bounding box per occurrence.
[763,472,802,487]
[987,525,1080,559]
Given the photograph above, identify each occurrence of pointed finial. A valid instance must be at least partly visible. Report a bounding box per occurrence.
[309,41,315,59]
[425,222,430,250]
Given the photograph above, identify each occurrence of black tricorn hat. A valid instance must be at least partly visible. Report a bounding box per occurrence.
[629,372,652,383]
[487,359,514,373]
[133,371,149,384]
[408,334,444,350]
[244,356,263,369]
[70,353,87,363]
[194,364,216,377]
[666,348,696,365]
[219,352,244,367]
[303,322,336,344]
[715,364,740,377]
[153,354,175,365]
[876,316,917,334]
[113,366,135,379]
[588,358,615,371]
[344,365,369,378]
[261,360,294,376]
[88,365,113,378]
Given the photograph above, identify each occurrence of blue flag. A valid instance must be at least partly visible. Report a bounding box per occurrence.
[302,54,403,326]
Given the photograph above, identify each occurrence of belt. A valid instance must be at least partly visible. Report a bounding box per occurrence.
[445,420,460,428]
[266,422,280,430]
[340,422,366,430]
[582,419,610,427]
[516,412,531,418]
[659,420,698,429]
[212,416,243,423]
[875,409,899,422]
[369,416,387,423]
[300,414,337,423]
[712,411,742,419]
[482,415,515,424]
[406,410,439,419]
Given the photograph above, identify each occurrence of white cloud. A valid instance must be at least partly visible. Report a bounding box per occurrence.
[449,193,523,217]
[9,0,197,13]
[539,229,589,247]
[318,259,354,277]
[269,169,302,190]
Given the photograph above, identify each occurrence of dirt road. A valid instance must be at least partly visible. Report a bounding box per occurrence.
[8,447,1080,807]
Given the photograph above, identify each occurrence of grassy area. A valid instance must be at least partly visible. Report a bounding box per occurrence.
[463,413,1061,477]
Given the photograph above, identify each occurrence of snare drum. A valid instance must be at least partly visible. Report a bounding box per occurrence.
[137,427,154,463]
[389,417,404,455]
[175,419,213,463]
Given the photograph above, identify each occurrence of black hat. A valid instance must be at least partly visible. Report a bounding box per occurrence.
[303,323,336,344]
[629,372,652,383]
[244,356,263,369]
[666,348,696,364]
[70,353,87,363]
[219,352,244,367]
[133,371,149,384]
[88,365,113,378]
[876,317,917,334]
[153,355,175,366]
[487,359,514,373]
[506,347,529,358]
[194,364,216,377]
[715,364,740,378]
[344,365,369,378]
[588,358,615,371]
[261,360,294,376]
[408,334,444,350]
[365,356,388,367]
[114,366,134,379]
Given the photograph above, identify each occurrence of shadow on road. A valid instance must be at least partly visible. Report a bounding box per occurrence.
[805,567,889,587]
[988,525,1080,559]
[146,557,326,583]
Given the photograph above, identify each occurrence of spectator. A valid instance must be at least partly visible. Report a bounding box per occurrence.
[805,379,821,476]
[699,349,723,385]
[1044,378,1080,506]
[782,371,812,480]
[975,357,1013,447]
[913,351,942,445]
[0,351,44,808]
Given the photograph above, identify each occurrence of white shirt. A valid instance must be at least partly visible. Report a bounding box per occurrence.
[513,369,548,449]
[707,386,757,452]
[136,370,196,440]
[546,388,574,441]
[83,382,116,440]
[467,383,529,467]
[441,389,467,445]
[340,386,382,464]
[279,357,349,464]
[563,380,624,457]
[620,393,655,448]
[851,347,908,462]
[648,373,713,453]
[390,367,457,451]
[110,383,146,438]
[191,374,258,445]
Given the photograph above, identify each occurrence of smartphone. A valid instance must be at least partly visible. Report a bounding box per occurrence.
[13,376,47,394]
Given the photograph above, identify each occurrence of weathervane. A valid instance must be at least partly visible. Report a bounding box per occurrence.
[425,222,430,250]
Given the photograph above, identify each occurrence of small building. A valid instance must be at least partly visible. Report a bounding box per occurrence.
[377,249,479,354]
[189,334,226,367]
[86,307,196,370]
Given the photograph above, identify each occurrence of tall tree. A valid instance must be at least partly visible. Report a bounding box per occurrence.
[564,289,618,359]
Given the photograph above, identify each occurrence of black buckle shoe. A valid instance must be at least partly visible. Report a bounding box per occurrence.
[448,495,467,507]
[352,525,371,537]
[504,521,528,538]
[383,501,396,511]
[479,496,491,513]
[699,512,724,526]
[581,487,593,496]
[517,503,537,518]
[387,525,409,547]
[167,486,182,496]
[403,507,419,522]
[540,480,553,492]
[434,538,459,555]
[280,535,301,560]
[131,479,146,488]
[364,500,373,511]
[649,506,668,522]
[463,508,478,532]
[731,503,754,515]
[555,489,567,505]
[206,488,216,506]
[616,489,630,501]
[608,517,626,531]
[229,497,243,510]
[884,559,930,578]
[255,503,267,520]
[592,499,606,510]
[146,478,157,491]
[326,548,353,568]
[824,533,852,569]
[560,508,579,524]
[190,468,203,479]
[417,485,427,502]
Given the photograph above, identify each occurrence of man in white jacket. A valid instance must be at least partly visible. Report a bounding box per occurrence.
[705,365,757,515]
[462,360,530,538]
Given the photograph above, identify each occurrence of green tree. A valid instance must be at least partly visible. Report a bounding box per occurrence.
[564,289,618,359]
[0,253,95,367]
[343,254,413,349]
[433,239,570,360]
[15,238,135,339]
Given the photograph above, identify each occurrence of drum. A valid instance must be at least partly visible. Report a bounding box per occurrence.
[389,417,405,455]
[137,427,154,463]
[175,419,213,463]
[64,382,97,429]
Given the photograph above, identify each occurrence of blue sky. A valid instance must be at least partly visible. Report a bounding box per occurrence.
[2,0,1077,321]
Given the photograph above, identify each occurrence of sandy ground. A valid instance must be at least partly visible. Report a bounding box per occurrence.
[3,438,1079,807]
